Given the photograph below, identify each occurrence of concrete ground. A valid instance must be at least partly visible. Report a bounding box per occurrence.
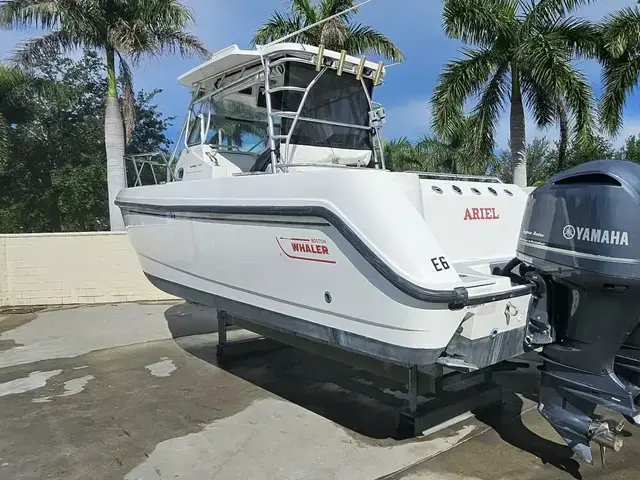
[0,303,638,480]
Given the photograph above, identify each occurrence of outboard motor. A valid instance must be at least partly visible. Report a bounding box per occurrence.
[516,159,640,465]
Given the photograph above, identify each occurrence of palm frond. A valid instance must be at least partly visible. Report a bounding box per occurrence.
[10,29,83,66]
[559,69,595,147]
[344,23,404,61]
[122,28,209,64]
[442,0,518,47]
[0,0,62,29]
[251,11,304,46]
[135,0,197,27]
[521,0,597,30]
[291,0,317,23]
[520,70,556,129]
[600,6,640,58]
[541,16,600,59]
[415,135,459,172]
[517,31,595,144]
[383,137,425,172]
[108,0,209,60]
[469,63,510,155]
[430,46,506,138]
[599,54,640,136]
[0,63,67,113]
[320,0,356,17]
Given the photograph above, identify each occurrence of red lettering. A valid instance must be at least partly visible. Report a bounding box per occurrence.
[289,240,330,255]
[464,207,500,220]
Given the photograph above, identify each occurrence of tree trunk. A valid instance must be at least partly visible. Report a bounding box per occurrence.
[510,64,527,187]
[557,102,568,172]
[105,47,126,231]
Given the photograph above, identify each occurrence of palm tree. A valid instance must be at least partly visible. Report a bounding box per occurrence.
[0,64,63,165]
[599,5,640,137]
[0,65,29,165]
[431,0,598,187]
[494,137,555,185]
[251,0,404,62]
[416,114,497,175]
[0,0,209,231]
[383,137,424,172]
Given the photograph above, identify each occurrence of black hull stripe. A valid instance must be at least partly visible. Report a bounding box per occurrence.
[122,207,330,227]
[116,200,534,308]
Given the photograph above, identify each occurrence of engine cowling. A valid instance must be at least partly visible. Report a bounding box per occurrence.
[516,159,640,464]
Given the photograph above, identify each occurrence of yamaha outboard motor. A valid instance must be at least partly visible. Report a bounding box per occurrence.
[516,159,640,465]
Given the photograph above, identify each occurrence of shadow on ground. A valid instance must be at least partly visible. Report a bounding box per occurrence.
[488,361,583,479]
[164,303,611,478]
[476,394,582,479]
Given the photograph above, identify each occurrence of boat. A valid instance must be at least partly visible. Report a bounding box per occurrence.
[115,40,640,465]
[116,41,534,368]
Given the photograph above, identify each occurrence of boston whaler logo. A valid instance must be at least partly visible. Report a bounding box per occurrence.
[275,236,336,264]
[563,224,629,246]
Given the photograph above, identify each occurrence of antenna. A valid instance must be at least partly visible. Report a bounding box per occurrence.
[262,0,376,48]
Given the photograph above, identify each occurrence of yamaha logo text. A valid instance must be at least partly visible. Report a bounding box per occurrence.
[563,224,629,246]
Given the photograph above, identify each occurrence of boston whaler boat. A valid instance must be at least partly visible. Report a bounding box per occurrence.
[115,39,640,465]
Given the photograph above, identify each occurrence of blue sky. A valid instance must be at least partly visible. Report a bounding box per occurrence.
[1,0,639,150]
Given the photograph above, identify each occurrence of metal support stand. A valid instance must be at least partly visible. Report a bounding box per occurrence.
[408,365,419,414]
[216,310,229,357]
[215,310,288,359]
[215,310,503,438]
[398,365,503,438]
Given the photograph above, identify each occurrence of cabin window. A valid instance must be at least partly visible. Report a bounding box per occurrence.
[186,115,202,146]
[281,63,373,151]
[204,98,271,152]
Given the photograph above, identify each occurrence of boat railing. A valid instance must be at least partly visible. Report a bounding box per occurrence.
[123,151,175,187]
[260,50,386,172]
[406,172,503,183]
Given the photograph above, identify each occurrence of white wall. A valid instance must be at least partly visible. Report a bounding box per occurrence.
[0,232,177,307]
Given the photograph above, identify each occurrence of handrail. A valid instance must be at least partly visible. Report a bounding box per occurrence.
[405,172,503,183]
[123,151,174,187]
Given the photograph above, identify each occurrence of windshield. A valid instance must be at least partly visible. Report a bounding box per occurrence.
[186,97,272,152]
[281,63,373,151]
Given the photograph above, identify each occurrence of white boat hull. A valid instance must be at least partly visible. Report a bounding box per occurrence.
[116,168,533,368]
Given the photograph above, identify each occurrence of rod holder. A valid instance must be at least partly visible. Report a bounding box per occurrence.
[337,50,347,76]
[373,61,384,86]
[356,56,366,80]
[316,44,325,71]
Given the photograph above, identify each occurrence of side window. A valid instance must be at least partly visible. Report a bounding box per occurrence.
[186,115,202,146]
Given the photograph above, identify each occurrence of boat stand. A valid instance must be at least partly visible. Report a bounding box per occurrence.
[215,310,504,438]
[398,365,503,437]
[216,310,288,357]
